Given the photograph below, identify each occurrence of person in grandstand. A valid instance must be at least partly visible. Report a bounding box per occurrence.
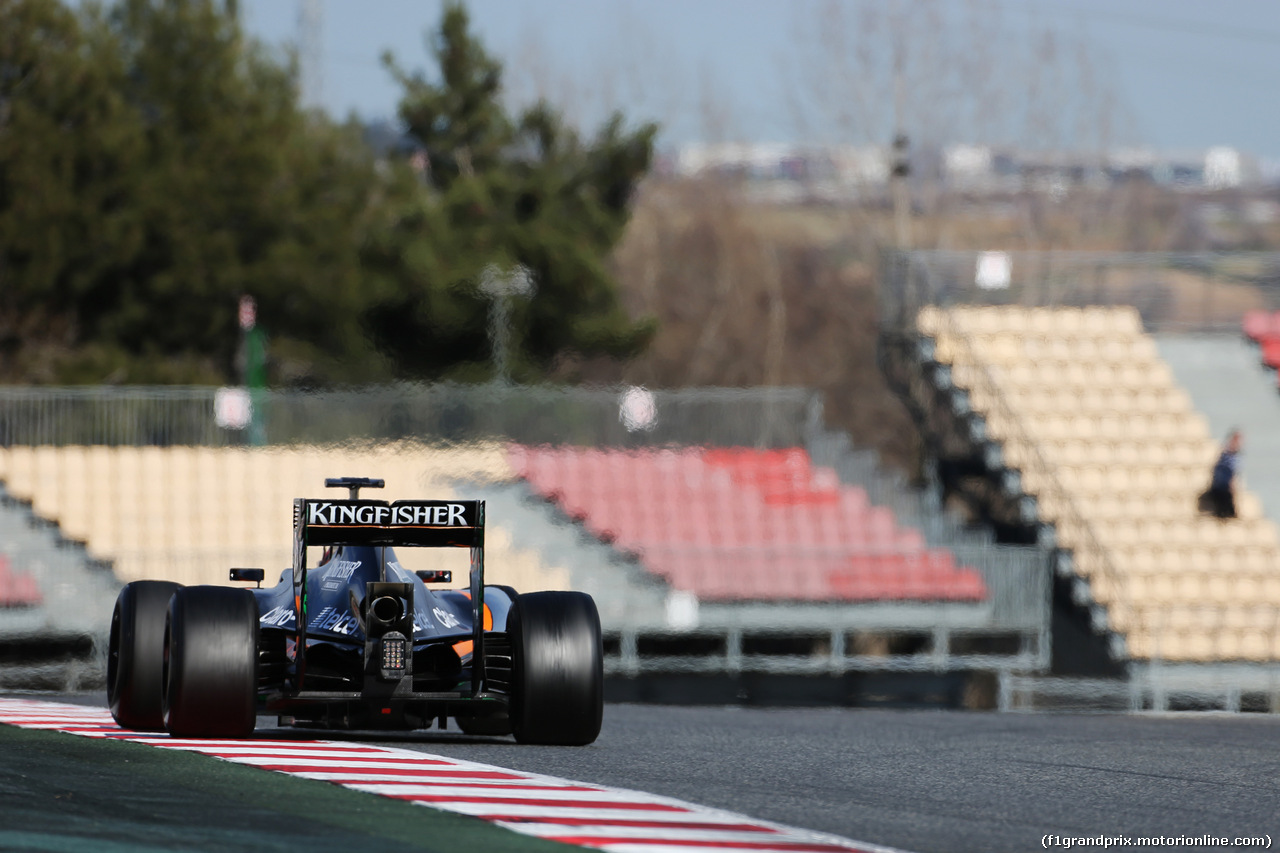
[1199,429,1242,519]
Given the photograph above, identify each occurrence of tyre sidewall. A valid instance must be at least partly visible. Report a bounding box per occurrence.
[163,585,259,738]
[510,591,603,745]
[108,580,182,731]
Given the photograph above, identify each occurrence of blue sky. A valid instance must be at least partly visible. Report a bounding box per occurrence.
[239,0,1280,160]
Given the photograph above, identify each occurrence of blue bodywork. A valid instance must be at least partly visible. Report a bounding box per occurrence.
[241,489,518,729]
[249,540,515,727]
[252,545,501,644]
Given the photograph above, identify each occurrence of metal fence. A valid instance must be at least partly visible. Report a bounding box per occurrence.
[0,384,821,449]
[881,250,1280,335]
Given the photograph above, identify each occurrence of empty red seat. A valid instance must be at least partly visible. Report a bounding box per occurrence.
[1262,337,1280,370]
[1243,310,1271,343]
[0,557,41,608]
[14,578,41,607]
[511,444,987,604]
[949,568,987,601]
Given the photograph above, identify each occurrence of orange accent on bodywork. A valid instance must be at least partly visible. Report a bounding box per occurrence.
[458,593,494,629]
[452,596,493,659]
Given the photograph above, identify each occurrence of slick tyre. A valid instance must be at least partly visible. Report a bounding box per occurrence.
[162,585,259,738]
[109,580,183,731]
[509,591,603,746]
[489,585,520,602]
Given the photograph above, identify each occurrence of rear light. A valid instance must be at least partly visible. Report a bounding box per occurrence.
[379,632,407,680]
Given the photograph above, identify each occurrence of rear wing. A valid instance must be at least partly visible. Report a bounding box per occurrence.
[289,498,489,693]
[296,499,484,548]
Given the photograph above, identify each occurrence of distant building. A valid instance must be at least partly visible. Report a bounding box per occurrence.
[673,142,889,196]
[940,144,1264,192]
[670,141,1271,197]
[1203,146,1261,189]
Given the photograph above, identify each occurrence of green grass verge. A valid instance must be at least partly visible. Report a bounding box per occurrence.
[0,723,576,853]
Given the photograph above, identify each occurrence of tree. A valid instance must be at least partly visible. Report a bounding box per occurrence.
[0,0,143,381]
[0,0,657,386]
[0,0,384,384]
[98,0,381,384]
[371,2,656,382]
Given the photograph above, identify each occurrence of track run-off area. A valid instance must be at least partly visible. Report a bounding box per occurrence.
[2,696,1277,853]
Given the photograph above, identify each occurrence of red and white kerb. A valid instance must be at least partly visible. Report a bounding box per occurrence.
[0,698,904,853]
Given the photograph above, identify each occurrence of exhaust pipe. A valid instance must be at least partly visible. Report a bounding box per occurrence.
[368,595,404,630]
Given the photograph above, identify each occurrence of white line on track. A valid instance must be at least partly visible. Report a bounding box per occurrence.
[291,769,531,781]
[0,697,909,853]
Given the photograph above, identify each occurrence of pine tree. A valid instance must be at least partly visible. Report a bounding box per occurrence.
[371,2,657,382]
[0,0,143,380]
[0,0,658,386]
[0,0,384,384]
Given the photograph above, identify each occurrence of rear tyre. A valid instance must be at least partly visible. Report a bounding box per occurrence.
[509,591,603,746]
[489,585,520,601]
[108,580,182,731]
[162,585,259,738]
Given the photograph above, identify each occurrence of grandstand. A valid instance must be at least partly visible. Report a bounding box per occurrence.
[0,386,1050,705]
[920,304,1280,658]
[880,249,1280,711]
[511,445,986,603]
[0,479,118,690]
[1160,340,1280,512]
[495,437,1048,695]
[0,443,564,594]
[0,554,41,609]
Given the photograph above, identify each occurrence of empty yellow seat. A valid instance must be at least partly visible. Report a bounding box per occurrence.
[923,305,1280,662]
[0,442,554,590]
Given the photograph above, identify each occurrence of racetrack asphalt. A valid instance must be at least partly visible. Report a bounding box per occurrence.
[12,694,1280,853]
[338,704,1280,853]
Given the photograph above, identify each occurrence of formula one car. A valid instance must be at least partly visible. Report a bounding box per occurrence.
[107,478,603,745]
